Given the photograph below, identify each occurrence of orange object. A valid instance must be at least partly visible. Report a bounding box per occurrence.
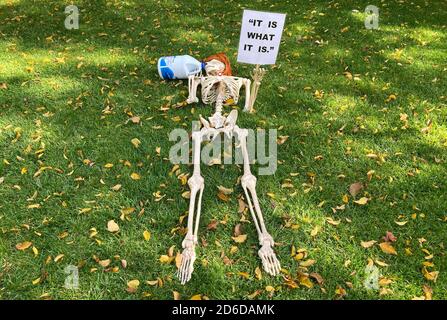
[203,52,233,76]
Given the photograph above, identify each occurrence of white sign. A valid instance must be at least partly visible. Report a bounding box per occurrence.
[237,10,286,65]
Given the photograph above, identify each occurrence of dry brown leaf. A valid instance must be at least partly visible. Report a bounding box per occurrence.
[16,241,32,251]
[349,182,363,197]
[217,192,229,202]
[207,219,219,231]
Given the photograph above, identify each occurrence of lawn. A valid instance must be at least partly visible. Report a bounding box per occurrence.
[0,0,446,300]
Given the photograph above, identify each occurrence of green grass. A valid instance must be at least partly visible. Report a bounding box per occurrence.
[0,0,446,300]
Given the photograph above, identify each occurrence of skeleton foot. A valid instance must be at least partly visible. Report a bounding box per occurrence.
[258,233,281,276]
[177,237,197,284]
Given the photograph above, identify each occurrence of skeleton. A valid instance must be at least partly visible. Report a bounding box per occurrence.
[177,62,281,284]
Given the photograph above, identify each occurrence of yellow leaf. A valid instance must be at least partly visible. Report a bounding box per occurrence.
[342,194,349,204]
[131,138,141,148]
[232,234,247,243]
[54,254,64,262]
[99,259,111,267]
[32,246,39,256]
[354,197,368,205]
[298,273,314,288]
[79,207,92,214]
[143,230,151,241]
[395,220,408,226]
[255,267,262,280]
[159,255,174,264]
[265,285,275,292]
[361,240,377,248]
[310,225,320,237]
[130,172,141,180]
[104,163,114,168]
[300,259,316,267]
[379,242,397,255]
[15,241,32,251]
[32,277,41,285]
[326,217,340,226]
[127,279,140,290]
[217,185,233,195]
[173,291,181,300]
[107,220,120,233]
[146,280,158,286]
[190,294,202,300]
[111,184,122,191]
[422,267,439,282]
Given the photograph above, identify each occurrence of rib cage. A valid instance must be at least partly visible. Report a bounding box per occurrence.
[201,76,244,105]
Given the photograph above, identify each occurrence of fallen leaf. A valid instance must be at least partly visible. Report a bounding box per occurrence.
[277,135,289,145]
[99,259,111,267]
[131,138,141,148]
[130,172,141,180]
[383,231,397,242]
[159,255,174,264]
[255,267,262,280]
[423,284,433,300]
[54,254,64,262]
[310,225,320,237]
[354,197,368,205]
[217,192,229,202]
[207,219,219,231]
[300,259,316,267]
[173,291,181,300]
[233,223,243,237]
[310,272,324,285]
[217,185,233,195]
[349,182,363,197]
[326,217,340,226]
[422,267,439,282]
[232,234,247,243]
[379,242,397,255]
[127,279,140,293]
[107,220,120,233]
[111,184,122,191]
[16,241,32,251]
[143,230,151,241]
[130,116,140,124]
[361,240,377,248]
